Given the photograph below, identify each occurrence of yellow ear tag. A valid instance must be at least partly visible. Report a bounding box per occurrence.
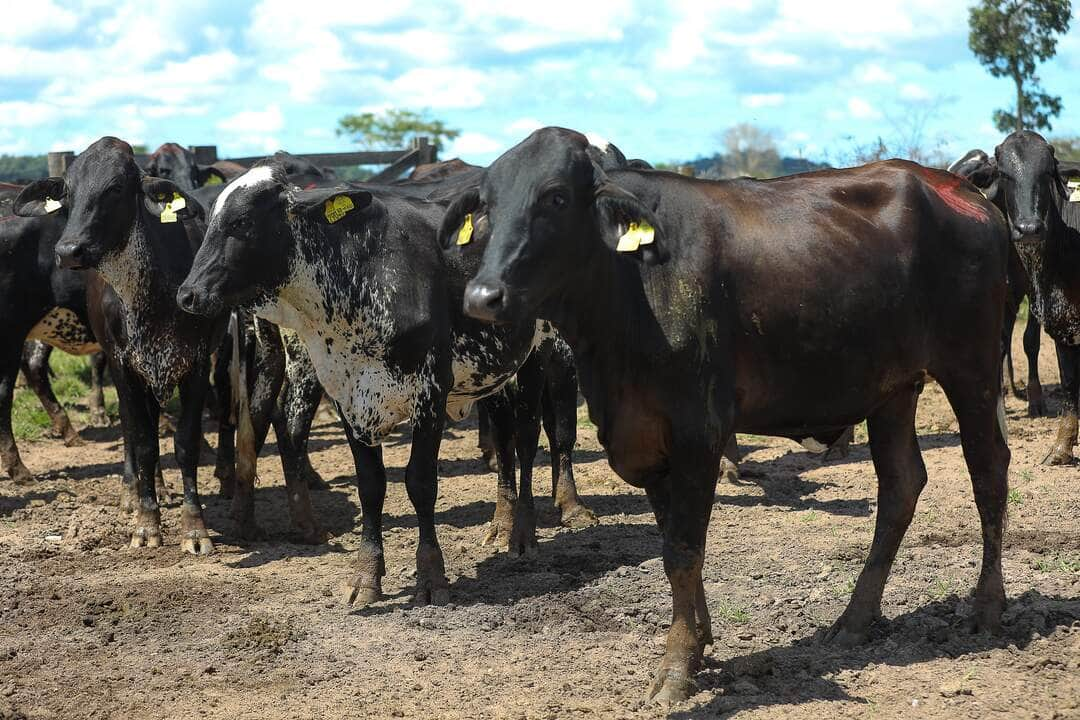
[456,213,474,245]
[324,195,354,223]
[43,197,62,213]
[203,174,224,187]
[1069,180,1080,202]
[616,221,655,252]
[159,192,185,224]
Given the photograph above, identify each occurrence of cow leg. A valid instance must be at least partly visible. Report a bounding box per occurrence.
[230,319,274,541]
[344,432,387,606]
[540,352,597,528]
[646,443,720,704]
[176,361,213,555]
[1001,294,1020,398]
[827,386,925,646]
[0,344,32,484]
[270,390,325,544]
[480,390,519,549]
[938,373,1010,633]
[719,435,740,482]
[276,339,328,492]
[477,404,497,472]
[406,415,450,605]
[87,351,110,427]
[113,364,163,549]
[212,333,236,498]
[21,342,82,446]
[1023,312,1046,416]
[1046,341,1079,465]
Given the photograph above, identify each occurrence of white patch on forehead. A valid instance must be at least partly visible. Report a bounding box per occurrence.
[213,165,276,218]
[585,132,610,153]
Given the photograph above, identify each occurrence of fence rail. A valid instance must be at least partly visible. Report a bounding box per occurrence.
[46,137,437,180]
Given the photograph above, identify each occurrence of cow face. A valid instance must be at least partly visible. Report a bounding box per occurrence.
[14,137,198,269]
[995,131,1059,240]
[443,127,666,324]
[146,143,226,191]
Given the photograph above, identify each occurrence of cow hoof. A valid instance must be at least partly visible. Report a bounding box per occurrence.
[346,575,383,606]
[413,583,451,607]
[89,410,110,428]
[559,502,599,530]
[824,609,876,647]
[233,521,266,542]
[181,534,215,556]
[294,523,329,545]
[303,469,330,491]
[1027,400,1048,418]
[481,449,498,473]
[648,667,695,705]
[1044,447,1076,466]
[130,527,163,549]
[9,464,34,485]
[507,504,538,558]
[62,432,86,448]
[414,544,450,605]
[719,457,740,484]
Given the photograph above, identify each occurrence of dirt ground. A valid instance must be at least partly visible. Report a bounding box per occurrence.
[1,325,1078,720]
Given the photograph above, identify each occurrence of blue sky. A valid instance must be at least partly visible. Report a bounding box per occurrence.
[2,1,1077,167]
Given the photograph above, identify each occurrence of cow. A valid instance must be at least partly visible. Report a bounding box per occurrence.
[174,160,594,603]
[452,127,1011,702]
[15,137,233,553]
[993,131,1080,464]
[19,340,109,440]
[949,149,1047,417]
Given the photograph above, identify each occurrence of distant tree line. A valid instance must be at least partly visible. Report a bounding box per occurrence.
[0,154,48,183]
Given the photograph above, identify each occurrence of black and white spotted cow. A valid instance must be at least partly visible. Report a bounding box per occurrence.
[175,161,585,603]
[14,137,233,554]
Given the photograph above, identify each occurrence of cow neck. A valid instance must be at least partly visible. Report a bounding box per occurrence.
[1019,179,1080,344]
[96,211,205,401]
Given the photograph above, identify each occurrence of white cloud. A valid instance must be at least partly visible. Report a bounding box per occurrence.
[742,93,785,109]
[448,132,502,156]
[504,117,544,136]
[383,67,489,109]
[0,101,56,127]
[847,97,881,119]
[854,63,896,84]
[748,48,801,67]
[2,2,80,41]
[899,82,931,101]
[217,105,285,134]
[633,84,659,105]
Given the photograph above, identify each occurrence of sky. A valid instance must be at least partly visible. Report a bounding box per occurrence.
[2,1,1078,167]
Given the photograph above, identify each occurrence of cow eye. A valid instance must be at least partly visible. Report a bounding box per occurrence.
[549,191,568,209]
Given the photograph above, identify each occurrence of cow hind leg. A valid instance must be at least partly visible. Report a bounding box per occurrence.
[477,404,497,472]
[21,342,82,447]
[937,373,1010,633]
[827,385,925,646]
[345,436,388,606]
[1023,313,1045,416]
[0,344,33,484]
[113,365,164,549]
[404,416,450,605]
[176,362,214,555]
[87,352,110,427]
[479,390,519,549]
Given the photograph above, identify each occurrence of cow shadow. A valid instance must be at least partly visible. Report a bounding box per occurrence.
[0,488,74,517]
[436,447,610,479]
[670,589,1080,718]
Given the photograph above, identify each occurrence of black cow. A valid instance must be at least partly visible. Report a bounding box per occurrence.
[453,127,1011,702]
[993,131,1080,464]
[175,162,589,603]
[145,143,230,192]
[14,137,230,553]
[949,149,1047,417]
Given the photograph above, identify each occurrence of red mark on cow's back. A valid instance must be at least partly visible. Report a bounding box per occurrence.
[918,167,989,222]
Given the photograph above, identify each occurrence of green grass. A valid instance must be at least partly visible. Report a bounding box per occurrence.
[715,600,751,625]
[1007,488,1024,506]
[12,352,119,440]
[1034,553,1080,575]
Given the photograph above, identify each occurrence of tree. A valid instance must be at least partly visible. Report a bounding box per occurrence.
[1051,136,1080,161]
[969,0,1072,133]
[716,123,781,178]
[336,109,460,152]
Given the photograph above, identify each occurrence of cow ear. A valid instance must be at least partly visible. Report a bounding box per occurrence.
[140,177,202,223]
[592,181,667,265]
[197,165,227,187]
[286,187,374,225]
[13,177,66,217]
[437,188,480,249]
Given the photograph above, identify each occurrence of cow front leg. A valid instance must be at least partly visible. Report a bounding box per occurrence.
[1046,342,1078,465]
[87,352,110,427]
[1023,313,1046,416]
[211,333,237,498]
[479,391,519,550]
[345,435,387,606]
[114,366,163,549]
[405,416,450,605]
[21,342,82,447]
[176,363,214,555]
[0,344,32,484]
[645,449,719,704]
[541,351,597,528]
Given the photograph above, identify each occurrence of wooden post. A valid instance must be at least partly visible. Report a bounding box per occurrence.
[413,136,437,165]
[47,151,74,177]
[190,145,218,164]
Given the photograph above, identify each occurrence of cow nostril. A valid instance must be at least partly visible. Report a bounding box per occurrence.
[176,286,197,313]
[464,283,507,321]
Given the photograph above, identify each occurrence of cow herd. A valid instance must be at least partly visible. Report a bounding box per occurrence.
[1,127,1078,703]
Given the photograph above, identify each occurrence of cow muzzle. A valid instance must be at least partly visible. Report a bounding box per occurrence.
[54,238,98,270]
[464,281,510,324]
[176,282,219,317]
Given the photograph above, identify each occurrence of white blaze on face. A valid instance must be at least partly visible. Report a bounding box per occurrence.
[585,132,611,154]
[212,165,276,219]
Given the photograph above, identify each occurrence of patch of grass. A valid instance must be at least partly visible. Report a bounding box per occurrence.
[1018,469,1034,483]
[1034,553,1080,574]
[715,601,750,625]
[832,575,857,599]
[800,510,819,523]
[928,577,955,601]
[12,351,119,439]
[1007,488,1024,506]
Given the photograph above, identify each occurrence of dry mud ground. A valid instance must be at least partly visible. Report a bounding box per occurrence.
[1,325,1078,720]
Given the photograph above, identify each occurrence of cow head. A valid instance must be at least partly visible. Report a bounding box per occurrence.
[994,131,1060,241]
[176,163,371,317]
[13,136,199,269]
[442,127,666,324]
[146,143,227,191]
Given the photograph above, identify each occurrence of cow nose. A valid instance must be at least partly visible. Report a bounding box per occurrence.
[176,285,199,314]
[1014,219,1043,237]
[55,241,86,269]
[464,282,507,322]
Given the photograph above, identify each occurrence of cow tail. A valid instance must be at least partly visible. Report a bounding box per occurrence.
[234,311,257,488]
